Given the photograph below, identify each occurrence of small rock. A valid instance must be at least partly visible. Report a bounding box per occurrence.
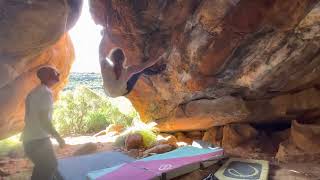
[106,124,125,134]
[0,168,9,176]
[0,161,6,167]
[94,124,125,137]
[93,124,124,137]
[175,132,193,145]
[291,120,320,153]
[202,126,223,146]
[222,124,258,149]
[72,143,98,156]
[156,133,178,147]
[138,152,144,158]
[143,144,173,157]
[125,133,143,150]
[7,148,25,159]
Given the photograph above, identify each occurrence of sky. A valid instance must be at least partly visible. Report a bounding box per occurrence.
[69,1,103,72]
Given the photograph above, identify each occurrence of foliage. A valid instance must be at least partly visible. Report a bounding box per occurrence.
[114,119,158,148]
[136,129,157,147]
[53,86,135,136]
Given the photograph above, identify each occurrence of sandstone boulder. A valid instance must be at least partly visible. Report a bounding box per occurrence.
[125,133,144,150]
[222,124,258,149]
[91,0,320,132]
[143,144,173,157]
[291,120,320,153]
[0,0,68,59]
[0,0,82,139]
[175,132,193,145]
[202,126,223,147]
[0,34,74,139]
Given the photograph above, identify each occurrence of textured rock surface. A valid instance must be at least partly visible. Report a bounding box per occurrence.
[92,0,320,131]
[291,120,320,153]
[276,140,320,163]
[221,123,258,148]
[0,34,74,139]
[0,0,82,139]
[0,0,68,60]
[156,96,250,131]
[202,126,223,147]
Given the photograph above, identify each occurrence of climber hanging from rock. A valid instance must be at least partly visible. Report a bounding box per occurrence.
[100,47,168,97]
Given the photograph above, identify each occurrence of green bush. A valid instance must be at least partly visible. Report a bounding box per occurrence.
[114,119,158,148]
[53,86,135,136]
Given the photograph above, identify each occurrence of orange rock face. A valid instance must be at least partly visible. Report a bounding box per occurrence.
[0,34,75,139]
[291,120,320,153]
[0,0,82,139]
[91,0,320,132]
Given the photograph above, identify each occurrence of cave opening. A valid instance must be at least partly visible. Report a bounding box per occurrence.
[69,0,101,73]
[67,0,136,115]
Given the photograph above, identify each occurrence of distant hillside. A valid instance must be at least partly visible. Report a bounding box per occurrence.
[63,72,103,94]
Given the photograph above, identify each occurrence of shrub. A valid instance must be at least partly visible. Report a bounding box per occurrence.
[53,86,135,136]
[114,119,158,148]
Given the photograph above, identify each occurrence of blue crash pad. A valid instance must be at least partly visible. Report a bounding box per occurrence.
[56,151,135,180]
